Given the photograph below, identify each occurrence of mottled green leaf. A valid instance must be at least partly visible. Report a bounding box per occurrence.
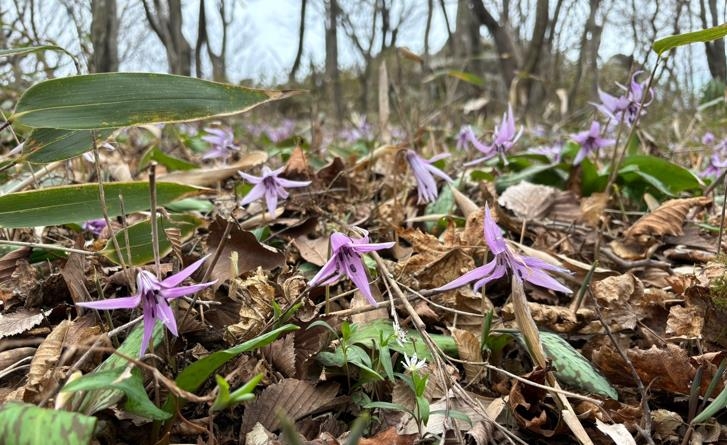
[0,402,96,445]
[62,368,170,420]
[12,73,297,130]
[0,181,201,228]
[100,214,202,265]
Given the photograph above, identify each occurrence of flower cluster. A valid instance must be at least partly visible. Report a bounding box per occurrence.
[405,150,453,203]
[434,204,571,294]
[593,71,653,126]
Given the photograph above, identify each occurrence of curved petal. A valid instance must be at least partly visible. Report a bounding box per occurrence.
[275,178,311,188]
[240,183,267,206]
[426,164,453,183]
[155,301,178,336]
[264,189,279,217]
[76,294,141,310]
[308,257,341,287]
[162,255,209,287]
[161,281,215,300]
[433,260,499,292]
[238,171,262,184]
[342,255,377,305]
[329,232,351,252]
[472,263,507,292]
[140,313,156,357]
[483,205,507,254]
[428,153,451,163]
[351,241,395,253]
[519,266,572,294]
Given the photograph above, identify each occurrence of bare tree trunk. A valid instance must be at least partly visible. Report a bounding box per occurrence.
[325,0,343,125]
[471,0,519,92]
[195,0,229,81]
[568,0,601,113]
[700,0,727,82]
[142,0,192,76]
[90,0,118,72]
[289,0,308,82]
[438,0,456,55]
[518,0,549,107]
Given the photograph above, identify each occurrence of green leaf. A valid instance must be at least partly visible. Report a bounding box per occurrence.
[619,155,702,197]
[139,146,197,172]
[62,368,171,420]
[164,198,214,213]
[518,331,618,399]
[164,324,299,414]
[362,401,411,414]
[0,181,201,228]
[22,128,114,164]
[12,73,297,130]
[0,402,97,445]
[447,70,485,87]
[100,214,202,265]
[653,24,727,56]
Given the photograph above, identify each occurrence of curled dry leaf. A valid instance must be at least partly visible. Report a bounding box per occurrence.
[624,196,712,238]
[239,378,339,439]
[26,319,73,398]
[665,304,704,338]
[224,269,277,343]
[0,246,31,283]
[0,308,52,340]
[451,327,484,383]
[579,192,609,227]
[60,252,91,305]
[498,181,557,220]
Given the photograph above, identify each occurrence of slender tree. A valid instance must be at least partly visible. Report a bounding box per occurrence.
[699,0,726,83]
[141,0,192,76]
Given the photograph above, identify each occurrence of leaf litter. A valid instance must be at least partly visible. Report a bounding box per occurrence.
[3,110,727,445]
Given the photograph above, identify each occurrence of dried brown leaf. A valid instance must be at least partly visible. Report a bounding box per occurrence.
[60,252,91,305]
[263,334,296,378]
[498,181,556,220]
[451,328,483,383]
[0,246,31,283]
[0,347,36,370]
[0,308,51,340]
[624,197,712,238]
[159,150,267,186]
[224,269,276,343]
[358,426,416,445]
[579,192,609,227]
[27,319,72,389]
[665,305,704,338]
[206,217,285,284]
[293,235,329,267]
[239,379,339,437]
[450,185,479,218]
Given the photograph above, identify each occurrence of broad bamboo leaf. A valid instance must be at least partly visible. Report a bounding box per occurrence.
[0,181,201,228]
[653,24,727,56]
[100,214,202,265]
[22,128,113,164]
[12,73,298,130]
[0,402,97,445]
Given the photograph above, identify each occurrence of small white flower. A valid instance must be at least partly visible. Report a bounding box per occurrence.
[393,320,409,346]
[403,353,426,373]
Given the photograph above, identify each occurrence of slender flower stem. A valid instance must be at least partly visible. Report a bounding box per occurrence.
[148,162,161,278]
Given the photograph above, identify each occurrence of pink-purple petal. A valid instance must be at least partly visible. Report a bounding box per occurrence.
[156,301,178,336]
[275,177,311,188]
[342,255,377,305]
[434,259,500,292]
[161,282,216,300]
[140,312,156,356]
[161,256,209,287]
[240,183,267,206]
[76,294,141,310]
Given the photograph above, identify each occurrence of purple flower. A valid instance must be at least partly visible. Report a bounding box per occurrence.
[527,143,563,163]
[202,127,239,160]
[702,132,716,146]
[456,126,477,150]
[82,218,107,236]
[433,204,571,294]
[701,152,727,178]
[76,256,216,356]
[238,166,311,218]
[405,150,454,203]
[464,104,523,166]
[308,231,395,306]
[570,121,615,165]
[593,71,653,126]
